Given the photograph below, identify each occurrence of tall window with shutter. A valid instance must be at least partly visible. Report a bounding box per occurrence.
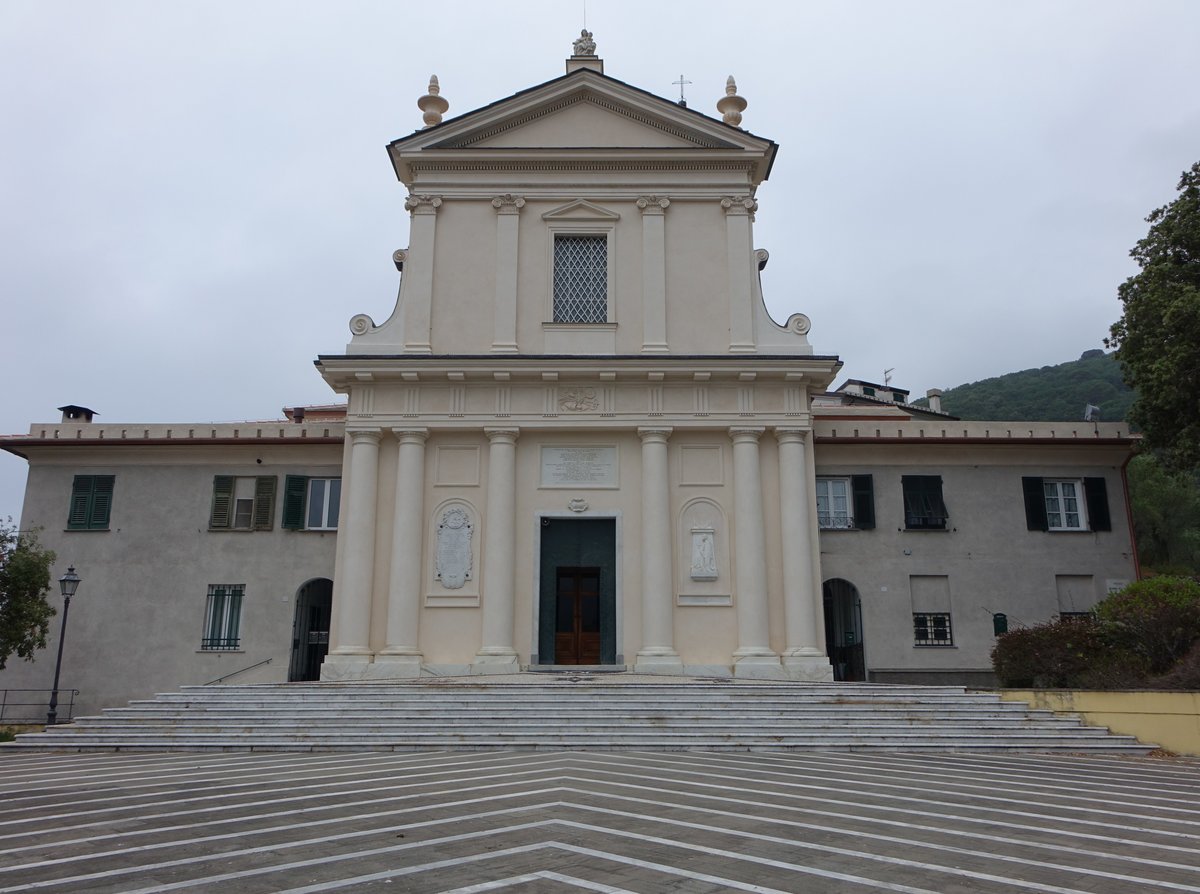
[67,475,115,530]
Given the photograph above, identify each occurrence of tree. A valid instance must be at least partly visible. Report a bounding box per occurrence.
[1127,453,1200,575]
[0,520,57,671]
[1107,161,1200,470]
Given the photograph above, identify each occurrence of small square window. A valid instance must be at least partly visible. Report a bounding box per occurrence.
[913,612,953,646]
[202,585,243,650]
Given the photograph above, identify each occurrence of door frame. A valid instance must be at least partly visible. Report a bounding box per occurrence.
[823,578,866,682]
[289,577,333,682]
[531,510,623,665]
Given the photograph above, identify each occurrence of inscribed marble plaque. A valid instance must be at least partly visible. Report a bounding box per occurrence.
[435,507,473,589]
[540,446,618,488]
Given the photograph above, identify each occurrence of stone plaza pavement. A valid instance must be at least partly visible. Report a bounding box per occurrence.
[0,749,1196,893]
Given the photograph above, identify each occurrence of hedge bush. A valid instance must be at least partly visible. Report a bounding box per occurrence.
[992,576,1200,689]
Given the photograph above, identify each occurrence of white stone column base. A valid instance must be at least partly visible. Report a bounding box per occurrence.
[733,651,788,680]
[319,653,373,682]
[470,651,521,675]
[363,653,423,679]
[633,649,685,675]
[782,654,835,682]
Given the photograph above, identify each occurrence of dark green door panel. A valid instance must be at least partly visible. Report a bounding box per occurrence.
[537,518,617,664]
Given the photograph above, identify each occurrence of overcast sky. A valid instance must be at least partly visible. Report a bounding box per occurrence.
[2,0,1198,523]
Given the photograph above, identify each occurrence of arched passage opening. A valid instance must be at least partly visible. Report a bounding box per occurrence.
[289,578,333,682]
[823,578,865,682]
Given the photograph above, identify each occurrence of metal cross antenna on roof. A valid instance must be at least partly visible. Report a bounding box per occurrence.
[672,74,692,106]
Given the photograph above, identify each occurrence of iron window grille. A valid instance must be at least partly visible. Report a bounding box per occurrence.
[553,235,607,323]
[202,584,243,650]
[913,612,953,646]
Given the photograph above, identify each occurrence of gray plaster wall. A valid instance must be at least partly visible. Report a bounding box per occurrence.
[0,444,340,719]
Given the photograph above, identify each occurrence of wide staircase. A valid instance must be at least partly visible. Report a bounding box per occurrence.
[5,675,1155,754]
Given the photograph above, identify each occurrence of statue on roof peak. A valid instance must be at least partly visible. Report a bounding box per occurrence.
[573,29,596,56]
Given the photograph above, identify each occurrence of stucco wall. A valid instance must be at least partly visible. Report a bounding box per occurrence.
[998,690,1200,756]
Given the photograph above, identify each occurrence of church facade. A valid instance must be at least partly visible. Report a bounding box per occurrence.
[0,40,1138,716]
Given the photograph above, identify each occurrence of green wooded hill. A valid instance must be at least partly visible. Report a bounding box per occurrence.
[916,350,1137,423]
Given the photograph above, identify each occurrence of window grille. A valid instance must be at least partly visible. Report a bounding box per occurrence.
[202,585,243,650]
[553,235,607,323]
[913,612,953,646]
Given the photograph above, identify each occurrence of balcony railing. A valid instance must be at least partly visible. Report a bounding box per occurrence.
[200,637,241,651]
[818,514,856,530]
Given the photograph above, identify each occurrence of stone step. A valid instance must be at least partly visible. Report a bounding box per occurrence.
[5,677,1156,755]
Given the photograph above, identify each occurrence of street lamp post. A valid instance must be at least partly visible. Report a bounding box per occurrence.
[46,566,81,726]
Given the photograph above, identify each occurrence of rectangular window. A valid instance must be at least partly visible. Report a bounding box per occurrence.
[281,475,341,530]
[67,474,114,530]
[1021,476,1111,532]
[553,234,607,323]
[1043,479,1086,530]
[913,612,953,646]
[816,478,853,529]
[901,475,948,529]
[202,585,243,650]
[209,476,276,531]
[306,478,341,530]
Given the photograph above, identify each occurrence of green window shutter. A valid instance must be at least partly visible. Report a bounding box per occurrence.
[253,476,277,531]
[210,476,235,529]
[851,475,875,529]
[1022,477,1049,530]
[90,476,115,528]
[68,475,95,529]
[282,475,308,530]
[902,475,947,528]
[1083,477,1111,532]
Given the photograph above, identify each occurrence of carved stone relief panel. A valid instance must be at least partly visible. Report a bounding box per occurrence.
[435,506,473,589]
[678,497,730,605]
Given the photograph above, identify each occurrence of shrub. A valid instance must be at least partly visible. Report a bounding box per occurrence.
[1094,577,1200,674]
[991,617,1146,688]
[1151,639,1200,690]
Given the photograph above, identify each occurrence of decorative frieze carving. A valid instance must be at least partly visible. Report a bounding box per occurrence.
[435,506,473,589]
[636,195,670,215]
[568,498,589,513]
[559,386,598,412]
[491,194,526,214]
[404,194,443,214]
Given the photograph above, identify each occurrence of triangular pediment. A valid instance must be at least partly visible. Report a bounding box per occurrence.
[541,199,621,221]
[389,69,776,160]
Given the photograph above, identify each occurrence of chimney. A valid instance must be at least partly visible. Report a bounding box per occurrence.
[58,405,97,424]
[926,389,943,414]
[292,407,306,424]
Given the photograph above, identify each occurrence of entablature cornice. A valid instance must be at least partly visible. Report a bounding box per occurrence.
[317,354,840,390]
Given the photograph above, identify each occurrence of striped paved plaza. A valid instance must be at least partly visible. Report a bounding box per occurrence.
[0,749,1196,893]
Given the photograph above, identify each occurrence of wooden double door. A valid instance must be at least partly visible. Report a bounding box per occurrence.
[538,518,617,665]
[554,567,601,664]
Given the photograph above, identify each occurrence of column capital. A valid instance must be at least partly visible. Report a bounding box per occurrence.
[729,426,765,443]
[484,427,520,444]
[391,427,429,444]
[773,427,810,445]
[721,195,758,216]
[637,426,673,443]
[347,428,383,445]
[404,193,443,215]
[491,194,526,215]
[636,195,670,215]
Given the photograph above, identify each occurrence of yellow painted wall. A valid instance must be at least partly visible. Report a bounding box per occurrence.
[997,690,1200,756]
